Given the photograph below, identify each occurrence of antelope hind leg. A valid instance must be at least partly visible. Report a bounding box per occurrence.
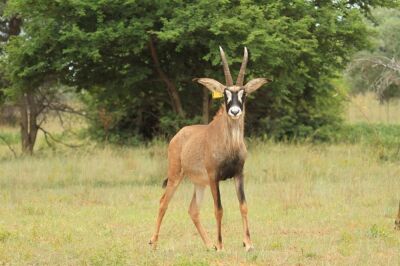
[188,185,215,250]
[149,179,180,249]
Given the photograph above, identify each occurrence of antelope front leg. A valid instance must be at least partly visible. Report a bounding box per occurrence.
[235,175,253,251]
[210,180,223,251]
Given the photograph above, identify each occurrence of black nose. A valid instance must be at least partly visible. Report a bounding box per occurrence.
[231,109,239,115]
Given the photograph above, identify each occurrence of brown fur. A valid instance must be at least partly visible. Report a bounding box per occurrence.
[149,47,269,251]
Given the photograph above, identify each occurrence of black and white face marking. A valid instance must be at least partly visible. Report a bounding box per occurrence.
[224,88,246,119]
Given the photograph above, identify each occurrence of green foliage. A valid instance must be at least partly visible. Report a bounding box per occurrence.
[332,122,400,161]
[159,113,203,139]
[0,227,11,242]
[1,0,398,142]
[335,123,400,145]
[369,224,388,238]
[88,244,128,266]
[0,131,19,145]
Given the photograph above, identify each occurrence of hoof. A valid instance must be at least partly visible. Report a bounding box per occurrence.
[148,240,157,250]
[206,245,217,251]
[243,242,254,252]
[245,245,254,252]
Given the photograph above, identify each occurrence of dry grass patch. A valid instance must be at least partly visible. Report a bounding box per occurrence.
[0,141,399,265]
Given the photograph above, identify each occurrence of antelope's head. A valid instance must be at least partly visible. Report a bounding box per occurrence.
[196,47,270,120]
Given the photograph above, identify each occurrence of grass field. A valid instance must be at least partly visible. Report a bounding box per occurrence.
[0,95,400,265]
[346,93,400,124]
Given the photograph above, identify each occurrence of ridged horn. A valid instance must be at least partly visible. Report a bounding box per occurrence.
[236,47,248,86]
[219,46,233,86]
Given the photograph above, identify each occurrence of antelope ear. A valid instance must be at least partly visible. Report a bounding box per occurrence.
[244,78,270,93]
[194,78,225,93]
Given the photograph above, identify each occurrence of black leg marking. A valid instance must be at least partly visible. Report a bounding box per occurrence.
[216,182,222,209]
[162,178,168,188]
[236,175,246,204]
[246,228,250,238]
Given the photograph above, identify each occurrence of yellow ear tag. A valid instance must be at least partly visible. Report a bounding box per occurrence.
[212,91,223,99]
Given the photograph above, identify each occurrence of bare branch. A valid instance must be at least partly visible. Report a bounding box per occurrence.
[42,101,89,118]
[55,109,65,126]
[354,56,400,73]
[41,128,55,150]
[148,35,185,117]
[349,54,400,101]
[38,126,83,149]
[0,134,17,158]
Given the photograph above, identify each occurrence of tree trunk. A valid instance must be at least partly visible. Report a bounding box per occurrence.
[6,13,29,152]
[202,87,210,124]
[148,36,185,117]
[8,15,22,36]
[135,106,143,135]
[20,90,39,155]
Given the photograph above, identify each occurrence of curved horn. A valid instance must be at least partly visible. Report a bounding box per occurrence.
[219,46,233,86]
[236,47,248,86]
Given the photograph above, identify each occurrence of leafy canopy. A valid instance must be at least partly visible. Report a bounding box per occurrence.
[2,0,398,141]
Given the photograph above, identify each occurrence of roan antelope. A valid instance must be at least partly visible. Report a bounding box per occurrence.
[149,47,270,251]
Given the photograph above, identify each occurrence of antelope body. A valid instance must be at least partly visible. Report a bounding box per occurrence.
[149,47,269,251]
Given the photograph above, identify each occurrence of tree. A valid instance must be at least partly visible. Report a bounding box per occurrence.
[346,8,400,103]
[1,0,398,148]
[0,1,86,154]
[0,0,19,104]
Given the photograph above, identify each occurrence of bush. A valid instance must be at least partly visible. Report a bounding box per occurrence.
[335,123,400,145]
[159,113,202,139]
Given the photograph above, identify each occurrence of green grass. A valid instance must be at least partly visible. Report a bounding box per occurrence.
[346,92,400,124]
[337,123,400,144]
[0,131,19,145]
[0,94,400,265]
[0,141,399,265]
